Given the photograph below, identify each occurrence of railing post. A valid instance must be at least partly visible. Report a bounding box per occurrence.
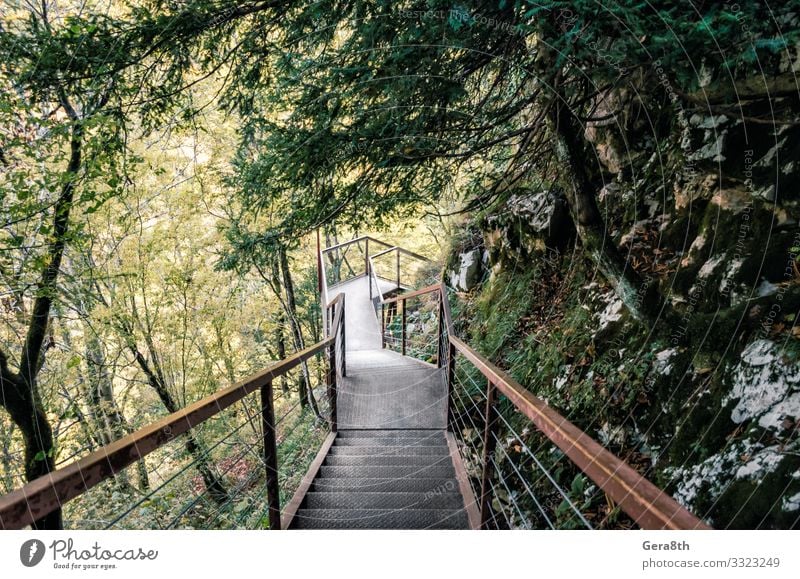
[446,342,456,430]
[341,295,346,377]
[396,249,401,289]
[316,229,323,294]
[261,379,281,530]
[328,332,338,433]
[437,295,444,368]
[365,238,369,277]
[381,303,386,349]
[479,378,498,529]
[401,298,407,356]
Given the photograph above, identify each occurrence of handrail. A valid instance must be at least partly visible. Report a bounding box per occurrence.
[367,247,430,301]
[321,235,394,255]
[448,334,705,530]
[380,283,440,305]
[369,245,431,263]
[321,236,398,293]
[380,280,709,530]
[0,290,347,530]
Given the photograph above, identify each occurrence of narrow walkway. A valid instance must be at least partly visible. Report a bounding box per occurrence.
[332,277,448,429]
[290,275,468,529]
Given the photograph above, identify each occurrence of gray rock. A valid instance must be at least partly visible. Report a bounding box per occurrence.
[505,189,572,248]
[448,249,483,292]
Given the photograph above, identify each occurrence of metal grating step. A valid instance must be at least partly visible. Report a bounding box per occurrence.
[319,464,455,479]
[303,491,465,510]
[310,477,459,493]
[290,508,469,530]
[323,454,452,468]
[336,429,445,439]
[334,437,447,447]
[327,445,450,457]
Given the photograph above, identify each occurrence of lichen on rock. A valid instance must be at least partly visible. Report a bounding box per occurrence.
[725,340,800,432]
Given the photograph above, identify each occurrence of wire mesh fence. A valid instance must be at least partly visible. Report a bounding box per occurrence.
[434,284,640,530]
[323,239,368,287]
[382,291,440,365]
[58,361,334,530]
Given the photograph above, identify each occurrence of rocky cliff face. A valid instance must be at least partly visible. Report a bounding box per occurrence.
[445,87,800,528]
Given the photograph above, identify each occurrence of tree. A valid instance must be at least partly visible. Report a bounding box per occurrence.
[204,1,799,322]
[0,2,141,527]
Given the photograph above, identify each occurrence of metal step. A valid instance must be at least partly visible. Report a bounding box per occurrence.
[336,429,445,439]
[323,454,452,467]
[303,491,465,510]
[327,445,450,457]
[310,477,459,493]
[319,464,455,479]
[290,508,469,529]
[334,437,447,447]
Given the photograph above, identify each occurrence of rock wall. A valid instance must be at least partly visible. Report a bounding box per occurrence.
[444,87,800,528]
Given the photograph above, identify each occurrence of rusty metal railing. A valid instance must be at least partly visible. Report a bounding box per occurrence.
[367,246,430,300]
[378,282,709,530]
[0,293,346,530]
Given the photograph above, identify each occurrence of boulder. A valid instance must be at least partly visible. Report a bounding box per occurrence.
[483,190,573,260]
[448,248,484,292]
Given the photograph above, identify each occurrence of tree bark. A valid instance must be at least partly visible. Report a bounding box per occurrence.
[548,99,663,325]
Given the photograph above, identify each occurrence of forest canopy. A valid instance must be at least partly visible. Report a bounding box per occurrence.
[1,0,799,529]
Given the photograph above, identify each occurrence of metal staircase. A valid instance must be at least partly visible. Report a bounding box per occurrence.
[290,429,468,529]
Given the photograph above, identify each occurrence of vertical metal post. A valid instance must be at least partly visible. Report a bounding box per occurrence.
[479,378,498,529]
[446,342,456,431]
[401,298,407,356]
[261,380,281,530]
[328,331,338,432]
[326,303,332,337]
[365,238,370,277]
[396,249,401,289]
[366,239,372,300]
[436,295,444,368]
[341,295,346,377]
[316,229,322,294]
[381,303,386,349]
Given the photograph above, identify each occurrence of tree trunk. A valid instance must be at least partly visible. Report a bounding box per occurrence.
[548,100,663,325]
[0,352,62,529]
[278,246,321,419]
[121,329,229,504]
[84,329,149,491]
[0,117,83,529]
[325,230,342,285]
[275,313,289,395]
